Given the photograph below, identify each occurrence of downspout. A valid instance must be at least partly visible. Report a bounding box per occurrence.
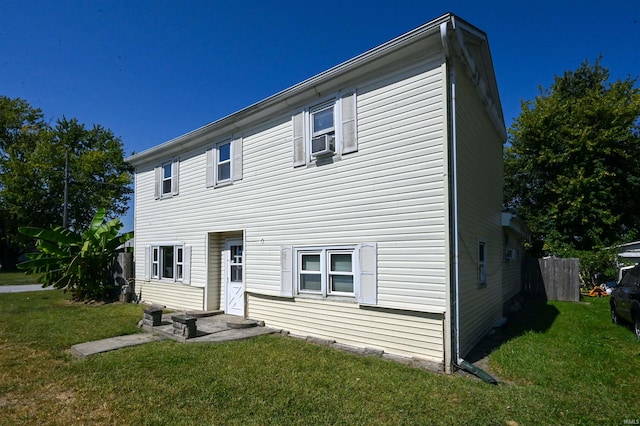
[440,19,498,385]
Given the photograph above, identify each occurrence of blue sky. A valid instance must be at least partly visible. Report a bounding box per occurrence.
[1,0,639,231]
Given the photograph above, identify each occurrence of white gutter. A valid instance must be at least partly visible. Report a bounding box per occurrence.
[127,14,452,167]
[440,21,462,368]
[441,19,499,384]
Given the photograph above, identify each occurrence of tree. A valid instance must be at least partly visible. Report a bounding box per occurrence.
[0,96,133,270]
[19,208,133,302]
[505,58,640,281]
[0,97,51,270]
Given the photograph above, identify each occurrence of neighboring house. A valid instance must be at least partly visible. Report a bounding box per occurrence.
[126,13,508,373]
[613,241,640,261]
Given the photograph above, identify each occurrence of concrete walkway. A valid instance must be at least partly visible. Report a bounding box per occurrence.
[71,333,164,357]
[70,312,277,357]
[0,284,54,293]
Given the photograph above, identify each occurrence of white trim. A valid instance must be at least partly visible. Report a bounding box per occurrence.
[280,246,294,297]
[215,139,233,186]
[477,239,487,287]
[224,238,245,316]
[147,243,190,284]
[127,14,461,167]
[294,245,358,299]
[155,159,179,198]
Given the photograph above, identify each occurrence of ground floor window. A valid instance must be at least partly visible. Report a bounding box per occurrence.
[478,240,487,287]
[297,247,355,297]
[149,244,188,283]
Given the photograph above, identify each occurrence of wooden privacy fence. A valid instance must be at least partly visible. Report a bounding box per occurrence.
[522,258,580,302]
[112,252,135,302]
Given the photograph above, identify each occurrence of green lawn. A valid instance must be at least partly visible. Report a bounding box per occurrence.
[0,271,41,286]
[0,290,638,425]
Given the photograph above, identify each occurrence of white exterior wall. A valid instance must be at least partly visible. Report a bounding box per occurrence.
[248,294,444,362]
[502,227,523,308]
[454,63,505,357]
[132,53,449,362]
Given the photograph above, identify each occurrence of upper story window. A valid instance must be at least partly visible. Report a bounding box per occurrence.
[217,141,232,183]
[310,103,336,157]
[162,163,173,195]
[206,137,243,188]
[154,159,179,199]
[292,90,357,167]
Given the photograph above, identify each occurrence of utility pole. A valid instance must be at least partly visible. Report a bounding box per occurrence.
[63,150,69,228]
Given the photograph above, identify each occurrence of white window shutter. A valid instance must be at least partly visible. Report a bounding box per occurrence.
[183,246,191,284]
[206,148,214,187]
[358,242,377,305]
[232,136,243,181]
[154,167,161,199]
[144,246,151,281]
[280,246,294,297]
[341,91,357,154]
[292,112,306,167]
[171,159,179,195]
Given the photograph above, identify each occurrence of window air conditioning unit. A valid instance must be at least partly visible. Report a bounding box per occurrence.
[311,134,335,157]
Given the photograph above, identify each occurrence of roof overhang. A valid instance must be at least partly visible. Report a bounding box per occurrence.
[126,12,505,167]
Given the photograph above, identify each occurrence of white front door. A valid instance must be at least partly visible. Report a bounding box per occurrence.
[225,239,244,316]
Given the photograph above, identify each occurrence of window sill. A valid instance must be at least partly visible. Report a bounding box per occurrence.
[294,293,358,304]
[213,180,233,189]
[149,278,188,285]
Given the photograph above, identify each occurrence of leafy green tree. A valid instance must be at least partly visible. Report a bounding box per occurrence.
[0,97,51,270]
[19,208,133,302]
[505,58,640,261]
[0,96,133,270]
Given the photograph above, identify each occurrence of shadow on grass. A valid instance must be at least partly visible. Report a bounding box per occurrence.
[464,300,560,364]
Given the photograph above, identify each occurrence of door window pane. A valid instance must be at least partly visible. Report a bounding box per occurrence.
[231,265,242,282]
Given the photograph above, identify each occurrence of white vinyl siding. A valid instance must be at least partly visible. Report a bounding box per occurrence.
[247,294,444,364]
[454,62,505,358]
[135,280,204,311]
[502,228,523,307]
[131,54,448,359]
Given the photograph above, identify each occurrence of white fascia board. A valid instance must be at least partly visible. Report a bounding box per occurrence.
[126,13,455,167]
[446,16,507,141]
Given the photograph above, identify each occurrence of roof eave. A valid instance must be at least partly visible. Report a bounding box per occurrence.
[126,13,454,167]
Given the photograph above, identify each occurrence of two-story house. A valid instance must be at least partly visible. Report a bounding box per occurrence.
[127,13,508,373]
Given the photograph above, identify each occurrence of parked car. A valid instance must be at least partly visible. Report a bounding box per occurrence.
[610,264,640,338]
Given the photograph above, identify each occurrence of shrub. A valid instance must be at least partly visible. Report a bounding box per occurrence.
[18,208,133,301]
